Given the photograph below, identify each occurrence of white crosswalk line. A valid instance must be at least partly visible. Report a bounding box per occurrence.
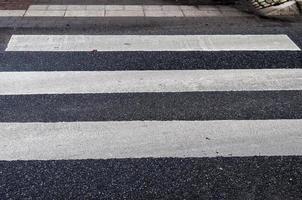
[1,32,301,161]
[5,34,300,51]
[1,69,302,95]
[1,120,302,160]
[0,2,301,196]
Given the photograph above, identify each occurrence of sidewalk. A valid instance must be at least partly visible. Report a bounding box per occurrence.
[0,0,257,28]
[0,4,251,17]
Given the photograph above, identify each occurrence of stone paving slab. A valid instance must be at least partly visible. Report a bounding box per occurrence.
[2,1,292,28]
[0,10,26,16]
[25,10,64,16]
[106,10,144,17]
[0,5,253,17]
[65,10,105,17]
[30,0,234,5]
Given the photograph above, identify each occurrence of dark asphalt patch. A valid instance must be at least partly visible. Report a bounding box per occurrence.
[0,156,301,199]
[0,51,301,71]
[1,91,301,122]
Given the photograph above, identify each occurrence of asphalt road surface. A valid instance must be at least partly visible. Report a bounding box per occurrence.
[0,1,301,199]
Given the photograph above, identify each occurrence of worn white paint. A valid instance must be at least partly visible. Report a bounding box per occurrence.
[1,69,302,95]
[5,35,300,51]
[1,120,302,160]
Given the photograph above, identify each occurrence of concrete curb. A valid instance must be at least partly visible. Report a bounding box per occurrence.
[0,16,258,29]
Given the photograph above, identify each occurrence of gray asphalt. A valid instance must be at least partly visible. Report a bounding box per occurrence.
[1,157,302,199]
[1,91,302,122]
[0,11,301,199]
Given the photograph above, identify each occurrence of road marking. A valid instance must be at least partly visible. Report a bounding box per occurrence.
[5,35,300,51]
[1,120,302,160]
[1,69,302,94]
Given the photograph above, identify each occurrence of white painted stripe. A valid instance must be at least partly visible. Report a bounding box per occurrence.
[5,35,300,51]
[1,69,302,95]
[1,120,302,160]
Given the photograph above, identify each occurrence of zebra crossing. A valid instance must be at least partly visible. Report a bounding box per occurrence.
[0,2,302,196]
[0,32,301,161]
